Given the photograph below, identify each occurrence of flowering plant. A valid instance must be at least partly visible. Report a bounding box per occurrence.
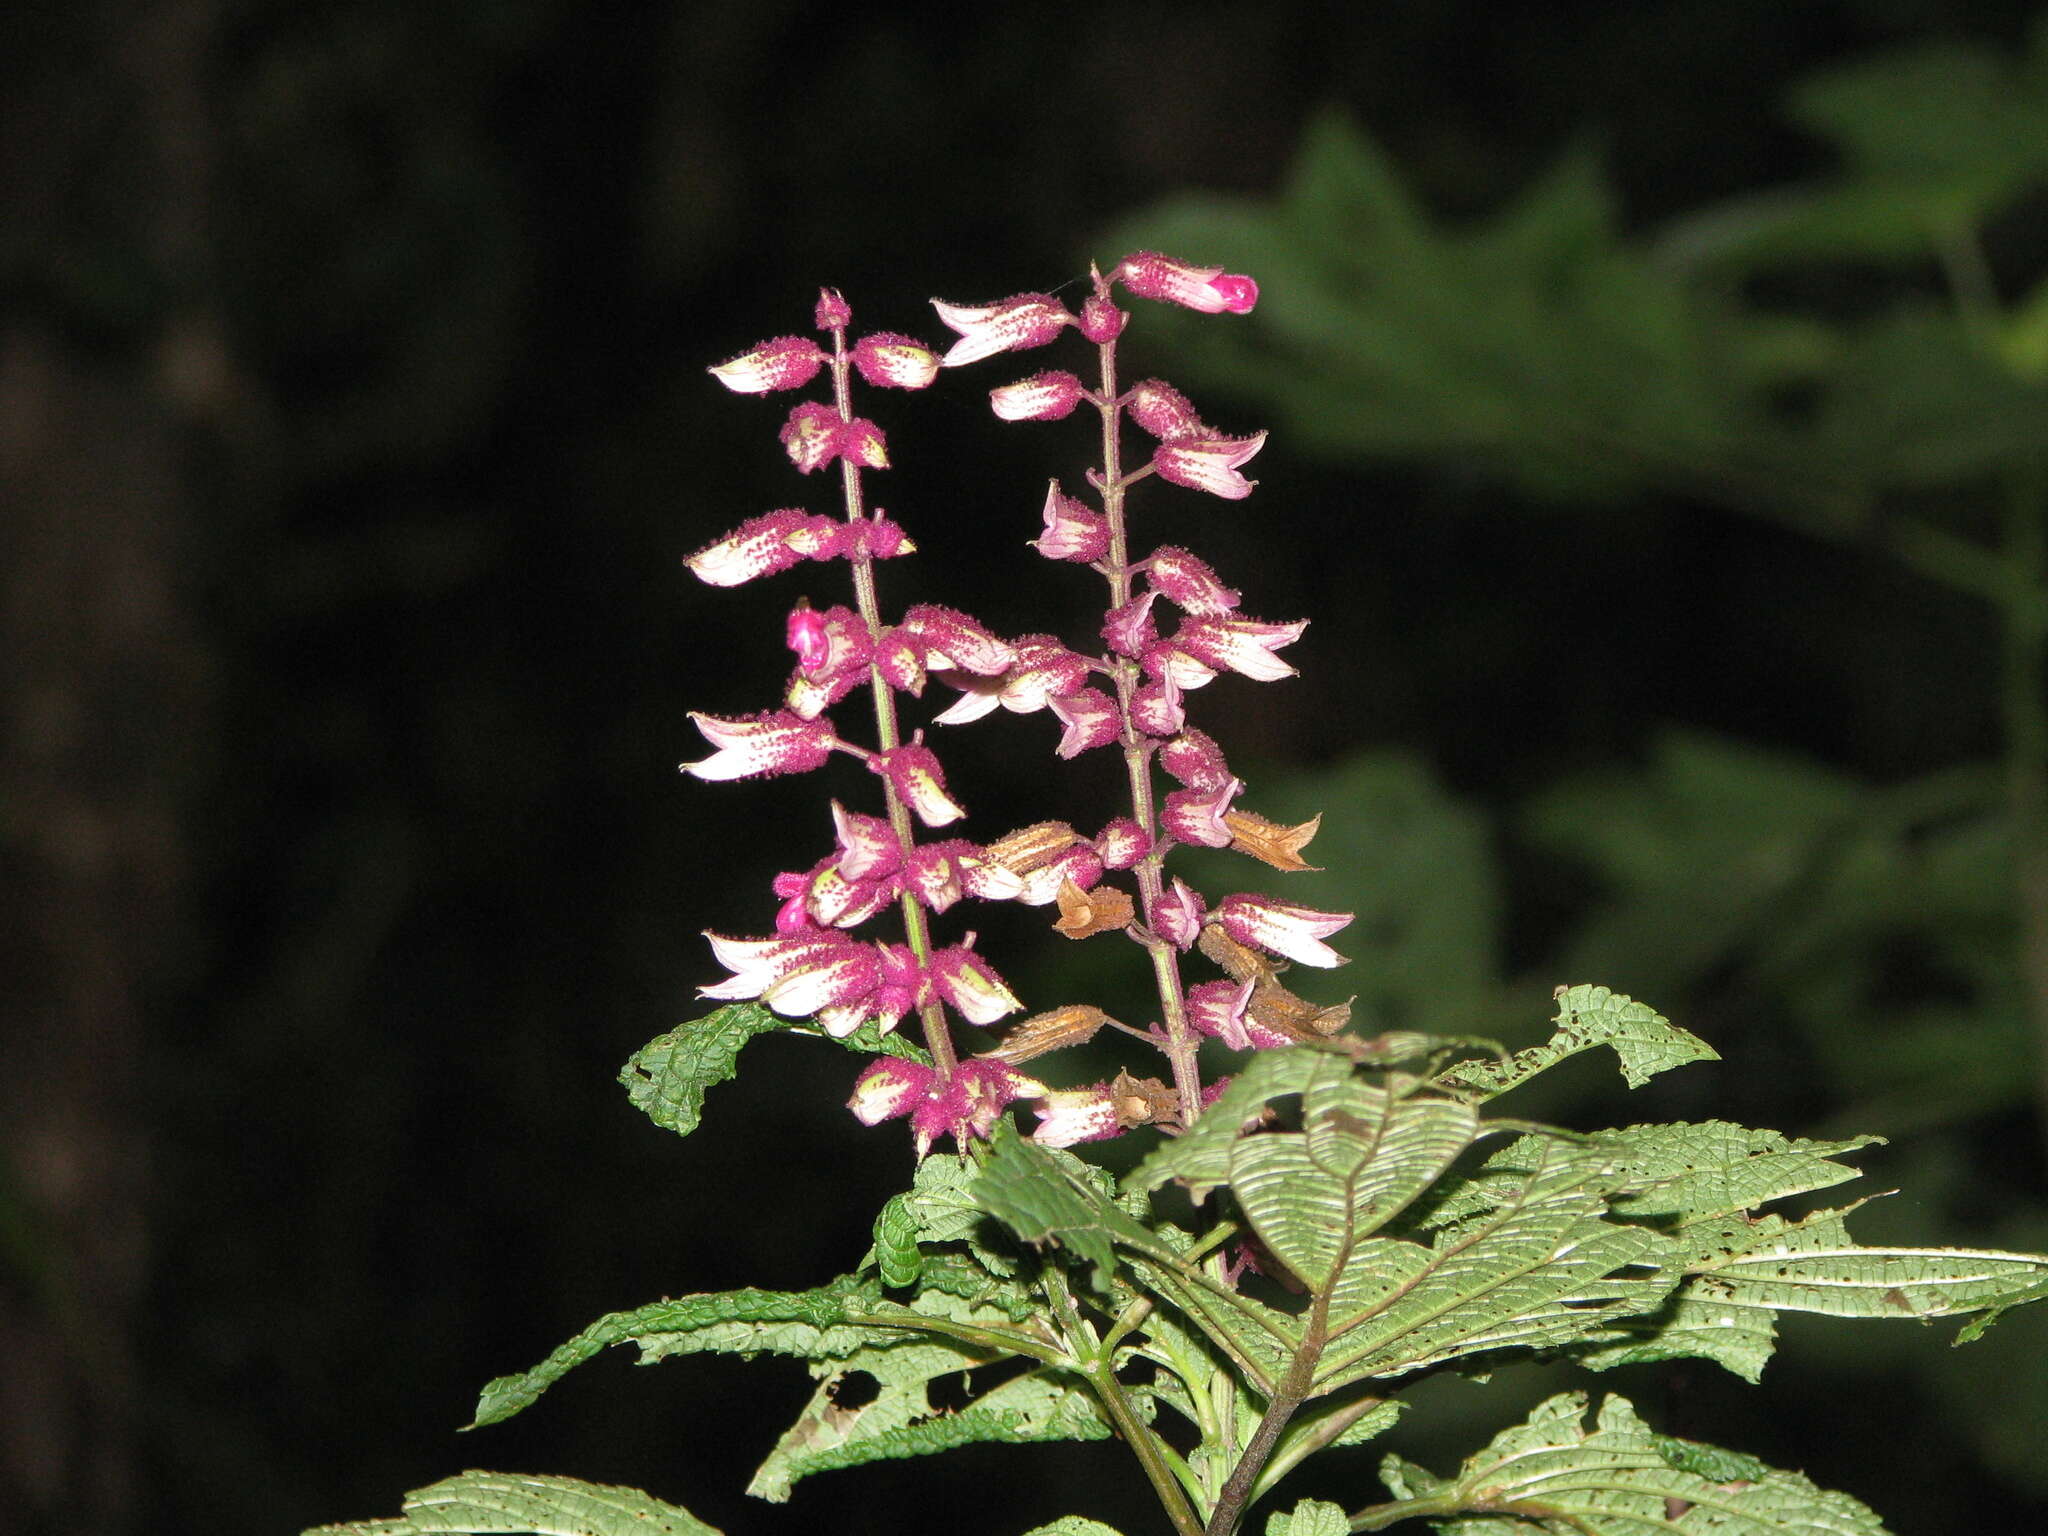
[311,257,2048,1536]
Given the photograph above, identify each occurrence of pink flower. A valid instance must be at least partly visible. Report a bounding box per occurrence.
[1169,616,1307,683]
[929,293,1073,367]
[1188,978,1275,1051]
[830,801,902,882]
[1127,380,1207,441]
[1092,818,1150,870]
[681,710,836,781]
[708,335,827,393]
[1048,687,1121,758]
[780,402,847,474]
[831,514,916,562]
[1032,1084,1124,1148]
[933,636,1094,725]
[783,606,873,719]
[930,940,1024,1024]
[853,332,941,390]
[1032,482,1110,563]
[1162,776,1242,849]
[990,370,1085,422]
[700,931,887,1025]
[869,740,966,826]
[848,1056,932,1126]
[1152,878,1207,950]
[850,1057,1043,1157]
[685,509,838,587]
[1114,252,1259,315]
[1130,675,1184,736]
[1011,842,1106,906]
[1152,432,1268,500]
[1145,547,1241,616]
[1102,590,1160,658]
[699,931,843,1001]
[786,601,831,674]
[1215,894,1352,969]
[899,604,1015,676]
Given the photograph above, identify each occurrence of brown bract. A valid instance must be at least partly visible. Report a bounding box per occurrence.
[1223,808,1323,872]
[1054,879,1135,940]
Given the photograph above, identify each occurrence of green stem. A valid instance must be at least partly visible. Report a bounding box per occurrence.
[828,322,957,1078]
[1043,1265,1206,1536]
[1089,274,1204,1128]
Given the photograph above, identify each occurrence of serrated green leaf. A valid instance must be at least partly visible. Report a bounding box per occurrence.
[1222,1056,1478,1289]
[1019,1521,1126,1536]
[1593,1120,1881,1230]
[1264,1499,1349,1536]
[746,1329,1119,1503]
[1437,985,1715,1098]
[468,1276,899,1428]
[1694,1205,2048,1321]
[619,1006,926,1141]
[1313,1141,1682,1392]
[973,1121,1170,1288]
[872,1193,922,1289]
[1129,1049,1326,1198]
[1360,1393,1890,1535]
[303,1471,718,1536]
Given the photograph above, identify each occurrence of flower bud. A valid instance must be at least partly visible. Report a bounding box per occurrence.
[1102,590,1160,658]
[814,289,852,330]
[1127,379,1207,441]
[990,370,1085,422]
[1145,547,1241,616]
[708,335,828,393]
[1152,878,1207,950]
[1078,296,1127,344]
[1162,776,1242,849]
[853,332,941,389]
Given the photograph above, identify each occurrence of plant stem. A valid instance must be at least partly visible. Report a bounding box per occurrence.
[1043,1265,1205,1536]
[1202,1296,1326,1536]
[1090,282,1204,1127]
[828,322,957,1078]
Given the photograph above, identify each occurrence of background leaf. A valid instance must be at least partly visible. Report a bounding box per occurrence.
[304,1472,718,1536]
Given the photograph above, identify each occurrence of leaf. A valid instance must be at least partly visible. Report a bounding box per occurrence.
[1366,1392,1890,1535]
[468,1275,901,1428]
[1019,1522,1127,1536]
[1221,1056,1479,1289]
[746,1324,1119,1502]
[1264,1500,1349,1536]
[619,1005,926,1141]
[973,1121,1171,1288]
[1313,1140,1681,1393]
[1436,985,1716,1098]
[871,1193,922,1289]
[1129,1048,1326,1199]
[1691,1205,2048,1322]
[302,1471,718,1536]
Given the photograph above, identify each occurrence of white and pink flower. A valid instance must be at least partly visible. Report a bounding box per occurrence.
[681,710,837,781]
[1214,894,1353,969]
[1113,252,1259,315]
[1152,432,1268,500]
[929,293,1074,367]
[708,335,827,393]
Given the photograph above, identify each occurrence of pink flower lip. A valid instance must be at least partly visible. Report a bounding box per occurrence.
[1151,432,1268,500]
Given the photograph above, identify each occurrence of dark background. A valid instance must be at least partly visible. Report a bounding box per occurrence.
[7,3,2048,1535]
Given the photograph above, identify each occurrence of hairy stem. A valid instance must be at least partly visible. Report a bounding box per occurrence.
[829,322,957,1077]
[1091,285,1204,1126]
[1203,1294,1326,1536]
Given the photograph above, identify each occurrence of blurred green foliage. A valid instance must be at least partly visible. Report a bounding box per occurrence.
[1106,19,2048,1517]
